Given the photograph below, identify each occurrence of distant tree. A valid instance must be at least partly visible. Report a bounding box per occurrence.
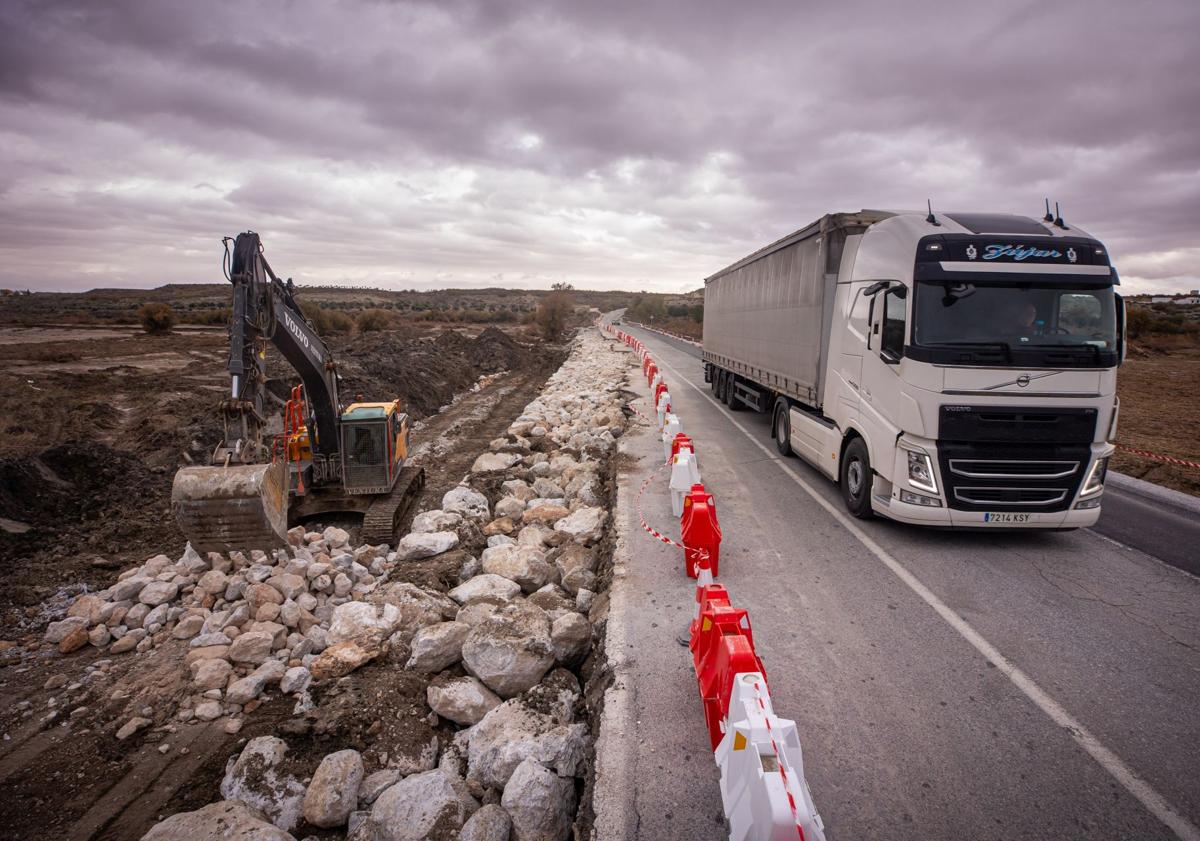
[138,302,176,334]
[551,282,575,291]
[689,304,704,323]
[536,291,573,341]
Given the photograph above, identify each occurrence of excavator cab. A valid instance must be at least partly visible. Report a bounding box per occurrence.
[340,401,410,495]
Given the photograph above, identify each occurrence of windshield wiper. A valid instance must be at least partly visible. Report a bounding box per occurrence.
[1026,343,1104,363]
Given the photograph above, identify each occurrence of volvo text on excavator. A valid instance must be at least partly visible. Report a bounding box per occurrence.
[171,231,425,552]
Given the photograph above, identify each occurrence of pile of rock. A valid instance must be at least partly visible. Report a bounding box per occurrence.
[112,327,631,841]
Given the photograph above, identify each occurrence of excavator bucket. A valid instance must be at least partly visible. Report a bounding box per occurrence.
[171,462,289,553]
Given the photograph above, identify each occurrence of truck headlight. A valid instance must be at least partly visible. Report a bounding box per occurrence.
[905,449,938,494]
[1080,456,1109,497]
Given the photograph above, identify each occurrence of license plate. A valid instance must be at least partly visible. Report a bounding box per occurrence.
[983,512,1031,524]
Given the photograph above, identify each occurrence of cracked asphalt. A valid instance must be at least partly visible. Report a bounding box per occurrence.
[597,325,1200,841]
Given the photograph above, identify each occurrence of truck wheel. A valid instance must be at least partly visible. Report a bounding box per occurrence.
[773,401,793,457]
[709,366,719,394]
[715,370,727,402]
[724,374,742,411]
[840,438,874,519]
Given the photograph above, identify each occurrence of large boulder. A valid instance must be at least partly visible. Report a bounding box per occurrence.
[466,701,589,789]
[550,613,591,667]
[443,486,490,521]
[229,631,275,665]
[553,507,606,544]
[140,800,296,841]
[328,601,401,644]
[368,769,474,841]
[459,804,512,841]
[310,631,388,681]
[461,603,555,698]
[426,674,502,726]
[396,531,460,561]
[137,580,179,607]
[406,621,470,672]
[448,574,521,606]
[501,758,576,841]
[368,582,451,641]
[471,452,522,474]
[304,749,364,828]
[220,737,306,832]
[480,545,554,593]
[411,509,464,534]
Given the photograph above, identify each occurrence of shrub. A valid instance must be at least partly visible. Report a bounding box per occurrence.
[300,302,353,335]
[356,309,392,333]
[535,291,573,341]
[138,302,176,334]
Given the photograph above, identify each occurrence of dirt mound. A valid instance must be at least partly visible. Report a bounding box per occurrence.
[333,327,543,418]
[0,442,177,607]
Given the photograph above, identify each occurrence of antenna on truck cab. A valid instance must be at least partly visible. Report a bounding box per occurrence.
[925,199,941,226]
[1043,199,1054,223]
[1053,202,1069,230]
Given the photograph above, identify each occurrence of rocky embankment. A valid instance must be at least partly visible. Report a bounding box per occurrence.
[32,326,631,841]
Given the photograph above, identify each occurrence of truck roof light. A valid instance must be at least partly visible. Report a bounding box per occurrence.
[925,243,943,251]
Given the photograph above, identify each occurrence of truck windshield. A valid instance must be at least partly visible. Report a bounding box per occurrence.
[913,280,1118,360]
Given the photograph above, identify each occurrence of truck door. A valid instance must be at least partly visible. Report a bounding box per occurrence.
[835,285,871,420]
[860,284,906,481]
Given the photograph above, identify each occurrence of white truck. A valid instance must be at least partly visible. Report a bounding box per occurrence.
[702,209,1124,528]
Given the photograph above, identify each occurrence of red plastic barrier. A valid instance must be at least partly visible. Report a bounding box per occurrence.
[681,483,721,579]
[690,586,766,750]
[654,380,669,405]
[670,432,695,461]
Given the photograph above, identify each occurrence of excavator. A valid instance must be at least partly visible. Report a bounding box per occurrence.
[171,231,425,552]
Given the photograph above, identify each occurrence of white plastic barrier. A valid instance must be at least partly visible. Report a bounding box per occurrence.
[662,414,683,463]
[716,673,827,841]
[657,390,672,427]
[669,450,697,517]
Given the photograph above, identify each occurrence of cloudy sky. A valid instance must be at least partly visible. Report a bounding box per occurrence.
[1,0,1197,294]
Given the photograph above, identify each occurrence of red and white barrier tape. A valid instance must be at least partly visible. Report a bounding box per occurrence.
[635,458,709,563]
[751,678,807,839]
[627,398,656,425]
[1116,443,1200,470]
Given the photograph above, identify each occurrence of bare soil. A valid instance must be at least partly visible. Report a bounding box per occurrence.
[0,319,571,841]
[1113,344,1200,497]
[0,322,558,619]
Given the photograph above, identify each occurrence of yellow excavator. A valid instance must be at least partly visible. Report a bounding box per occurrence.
[171,232,424,552]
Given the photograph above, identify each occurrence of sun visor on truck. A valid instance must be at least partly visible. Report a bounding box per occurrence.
[914,235,1119,285]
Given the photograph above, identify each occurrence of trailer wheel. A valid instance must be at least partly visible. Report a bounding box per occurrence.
[840,437,874,519]
[724,373,742,411]
[709,365,719,394]
[772,400,793,457]
[714,369,726,401]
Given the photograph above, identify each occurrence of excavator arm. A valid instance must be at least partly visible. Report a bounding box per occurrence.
[220,231,341,466]
[172,231,343,551]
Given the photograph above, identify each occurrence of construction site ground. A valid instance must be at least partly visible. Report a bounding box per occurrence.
[0,319,566,841]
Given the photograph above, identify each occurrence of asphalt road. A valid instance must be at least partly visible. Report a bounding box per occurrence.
[596,325,1200,841]
[623,322,1200,578]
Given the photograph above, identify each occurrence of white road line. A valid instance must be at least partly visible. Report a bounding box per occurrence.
[649,345,1200,841]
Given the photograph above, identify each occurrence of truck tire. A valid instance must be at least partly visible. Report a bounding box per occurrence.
[715,370,727,402]
[724,373,742,411]
[709,365,719,394]
[840,437,874,519]
[772,400,793,457]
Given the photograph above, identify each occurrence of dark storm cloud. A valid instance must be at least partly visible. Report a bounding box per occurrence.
[0,0,1197,292]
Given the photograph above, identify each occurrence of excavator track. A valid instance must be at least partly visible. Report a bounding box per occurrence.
[360,465,426,547]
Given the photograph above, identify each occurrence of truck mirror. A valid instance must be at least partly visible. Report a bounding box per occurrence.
[863,280,890,297]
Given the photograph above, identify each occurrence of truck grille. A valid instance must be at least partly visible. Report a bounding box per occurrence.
[953,487,1068,507]
[947,459,1080,480]
[937,406,1094,513]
